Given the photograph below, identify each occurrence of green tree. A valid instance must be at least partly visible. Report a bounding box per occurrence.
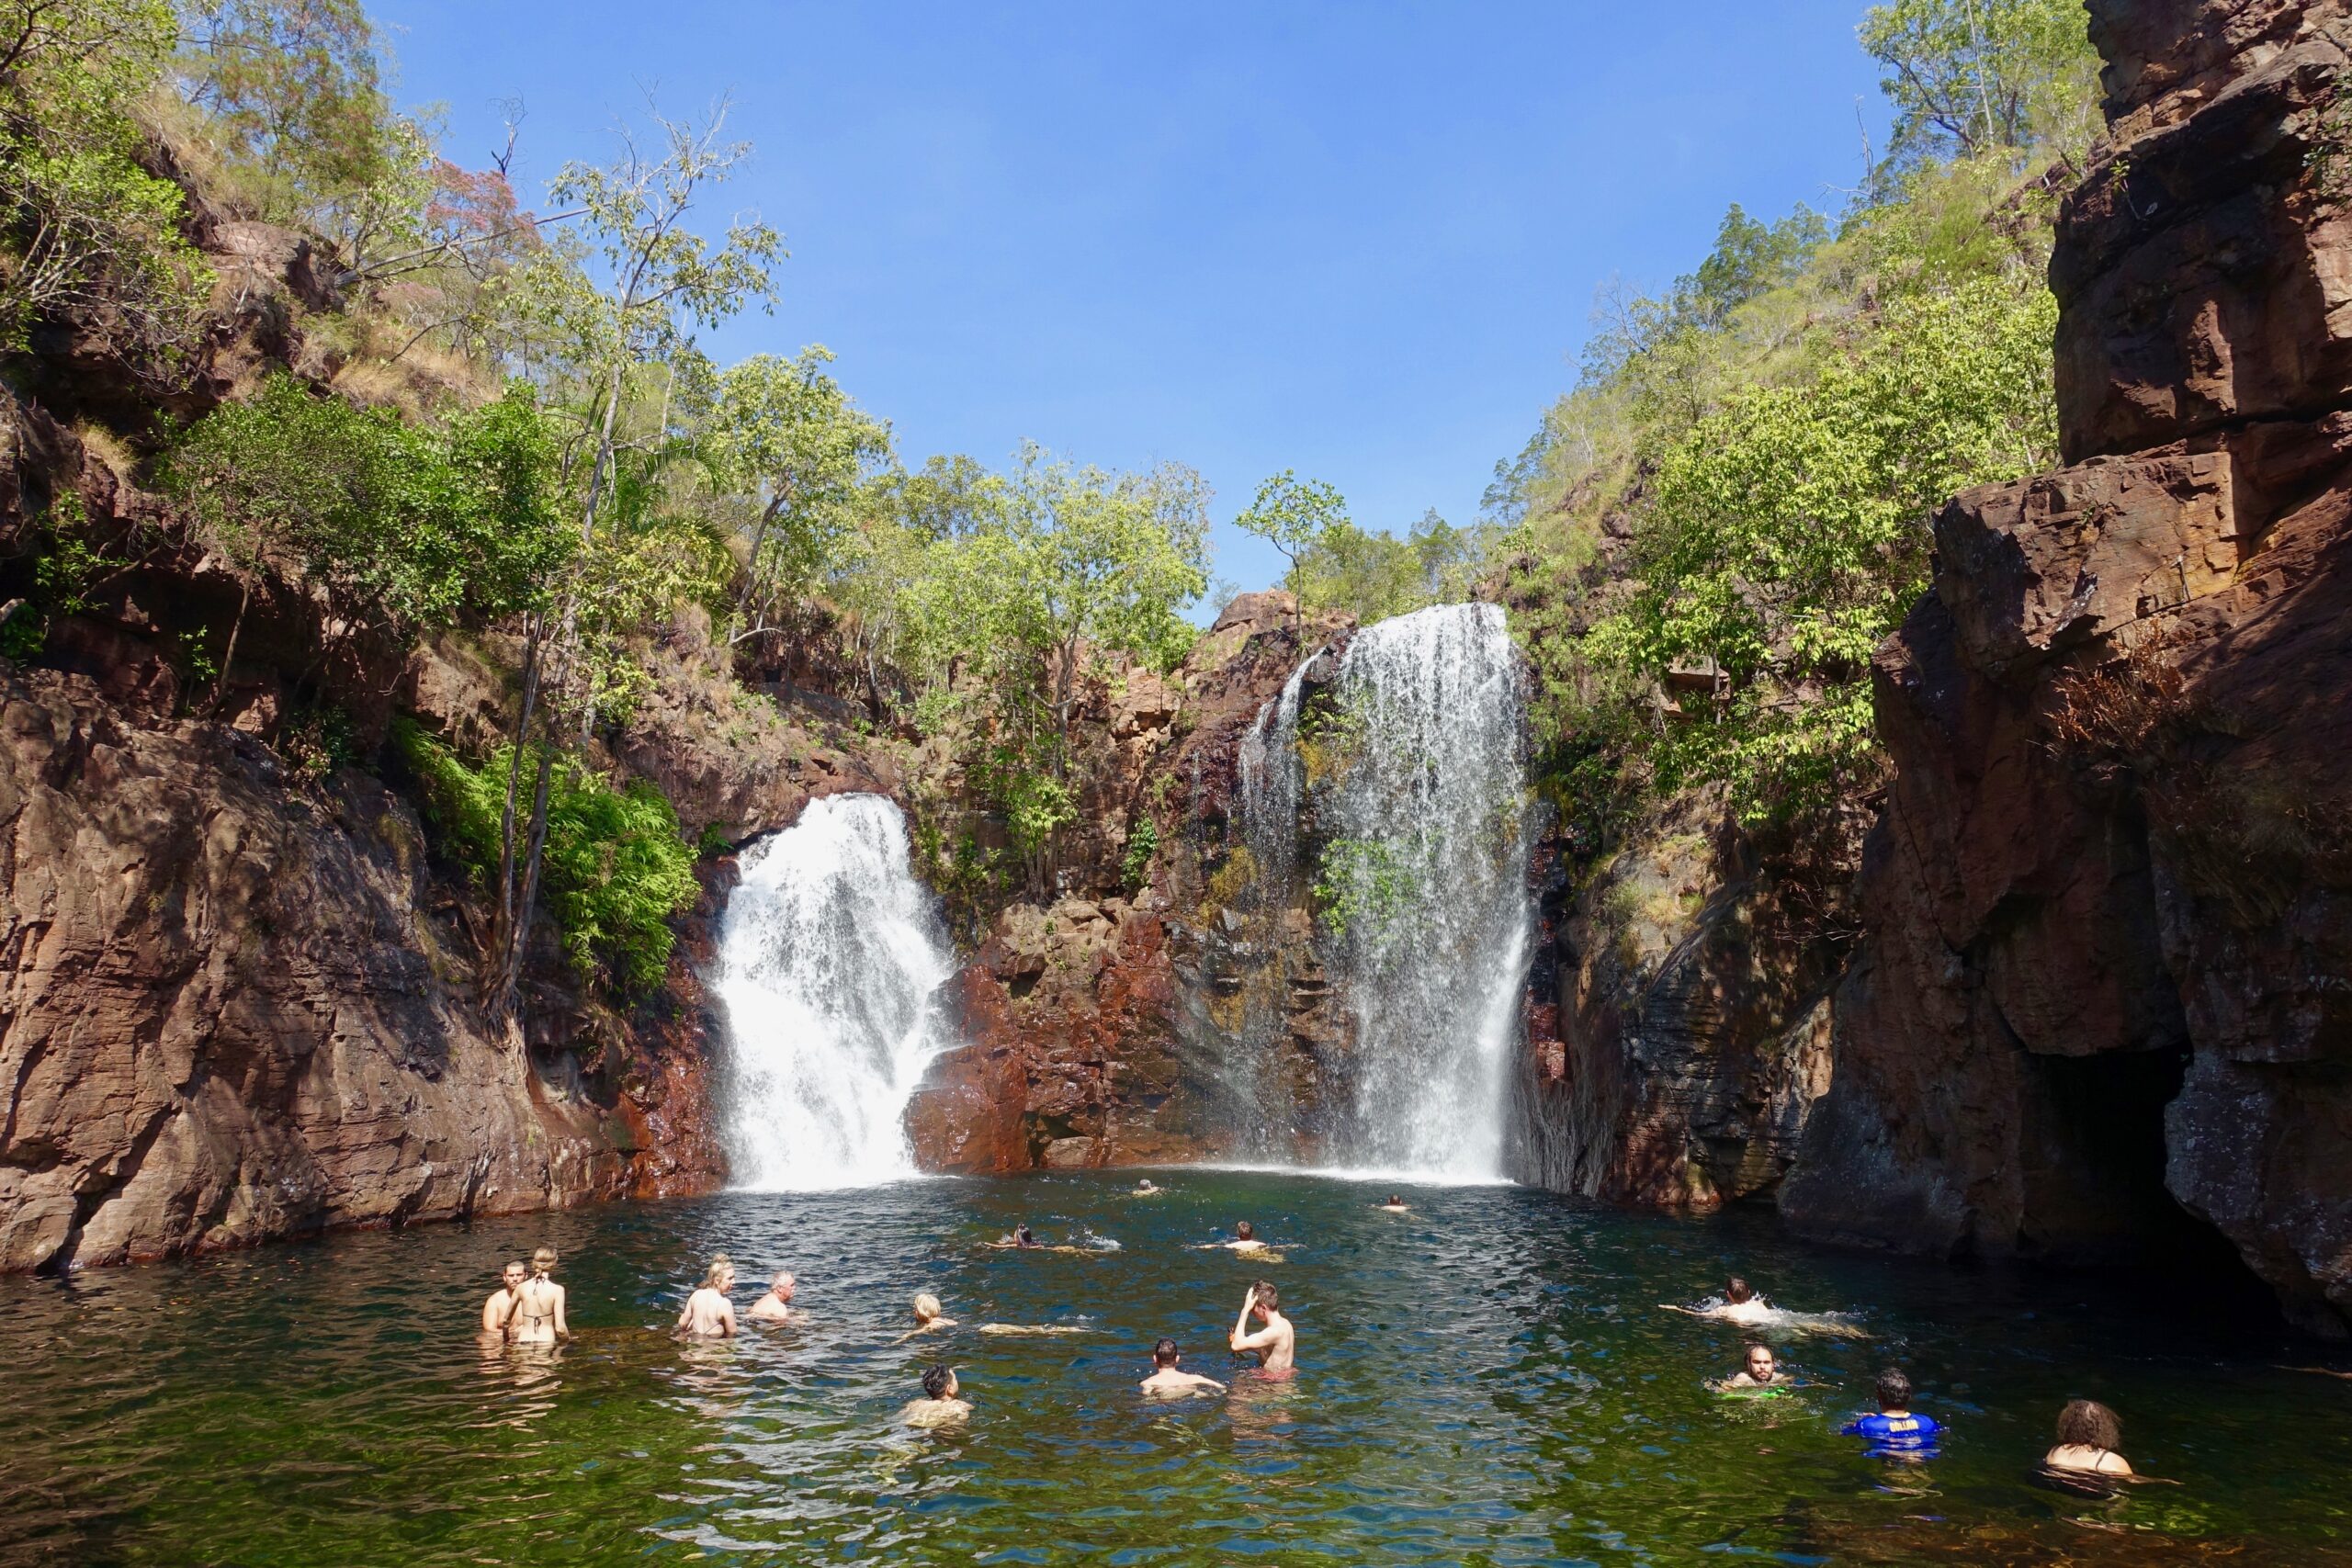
[0,0,207,355]
[487,104,781,1016]
[177,0,397,214]
[1859,0,2098,170]
[705,345,893,645]
[1234,469,1348,633]
[1586,275,2060,821]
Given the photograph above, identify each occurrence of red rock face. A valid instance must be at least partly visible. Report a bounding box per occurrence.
[1781,0,2352,1335]
[0,666,725,1272]
[902,592,1355,1172]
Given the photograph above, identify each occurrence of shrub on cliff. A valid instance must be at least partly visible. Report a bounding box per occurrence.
[395,719,698,994]
[164,374,573,646]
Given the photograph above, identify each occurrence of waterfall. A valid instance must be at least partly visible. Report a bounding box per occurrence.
[714,794,958,1190]
[1227,602,1532,1179]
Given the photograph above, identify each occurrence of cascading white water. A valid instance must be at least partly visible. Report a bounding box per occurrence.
[1322,603,1532,1178]
[714,794,958,1190]
[1228,602,1532,1179]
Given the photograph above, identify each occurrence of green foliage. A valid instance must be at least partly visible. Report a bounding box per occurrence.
[1234,469,1348,618]
[397,720,697,992]
[0,0,209,355]
[996,762,1076,863]
[1589,276,2058,821]
[1859,0,2099,172]
[178,0,394,209]
[164,375,573,643]
[1119,813,1159,891]
[1290,509,1490,626]
[1313,836,1418,940]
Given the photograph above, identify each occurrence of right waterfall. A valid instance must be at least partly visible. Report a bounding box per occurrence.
[1236,602,1533,1178]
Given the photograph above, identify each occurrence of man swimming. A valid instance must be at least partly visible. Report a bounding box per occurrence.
[746,1270,796,1325]
[1228,1280,1295,1374]
[1377,1195,1408,1212]
[1012,1224,1039,1249]
[677,1255,738,1337]
[1133,1179,1161,1196]
[902,1365,971,1427]
[1140,1337,1225,1398]
[1841,1367,1940,1458]
[481,1259,526,1337]
[509,1246,569,1345]
[1723,1344,1785,1388]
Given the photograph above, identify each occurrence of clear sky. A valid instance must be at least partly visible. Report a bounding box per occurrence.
[371,2,1890,608]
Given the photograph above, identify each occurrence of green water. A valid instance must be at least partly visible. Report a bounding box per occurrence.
[3,1170,2346,1566]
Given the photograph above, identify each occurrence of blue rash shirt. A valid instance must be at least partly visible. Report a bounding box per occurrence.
[1841,1410,1941,1457]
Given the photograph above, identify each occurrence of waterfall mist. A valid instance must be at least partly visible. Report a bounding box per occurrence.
[714,794,958,1190]
[1229,603,1532,1179]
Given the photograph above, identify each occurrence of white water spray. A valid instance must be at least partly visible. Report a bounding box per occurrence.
[714,794,958,1190]
[1230,603,1532,1179]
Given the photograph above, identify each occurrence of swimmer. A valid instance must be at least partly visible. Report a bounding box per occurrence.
[902,1364,971,1428]
[1194,1220,1281,1258]
[894,1292,957,1343]
[676,1254,738,1337]
[1714,1277,1770,1324]
[1011,1224,1039,1249]
[481,1259,526,1337]
[1228,1280,1295,1374]
[746,1270,796,1325]
[1661,1277,1865,1337]
[1140,1337,1225,1397]
[509,1246,570,1344]
[1722,1344,1786,1389]
[1133,1179,1162,1196]
[2044,1398,2133,1478]
[1840,1367,1940,1459]
[1377,1195,1408,1212]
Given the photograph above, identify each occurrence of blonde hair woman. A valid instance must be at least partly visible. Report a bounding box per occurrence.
[509,1246,569,1344]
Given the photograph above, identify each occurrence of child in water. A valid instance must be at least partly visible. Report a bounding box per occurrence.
[1841,1368,1940,1459]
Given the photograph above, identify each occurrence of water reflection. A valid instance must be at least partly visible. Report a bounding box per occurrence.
[0,1173,2346,1566]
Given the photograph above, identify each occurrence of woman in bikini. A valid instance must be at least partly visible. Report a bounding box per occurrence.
[508,1245,571,1345]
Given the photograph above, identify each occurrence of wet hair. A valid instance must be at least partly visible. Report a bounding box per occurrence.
[922,1365,955,1399]
[1875,1368,1913,1409]
[913,1292,942,1320]
[1387,1195,1402,1205]
[771,1270,795,1290]
[531,1246,559,1273]
[1251,1280,1279,1311]
[503,1259,527,1277]
[1724,1277,1753,1304]
[1152,1337,1180,1367]
[1745,1344,1774,1367]
[1236,1220,1255,1240]
[1014,1224,1035,1243]
[705,1253,734,1286]
[2055,1398,2122,1450]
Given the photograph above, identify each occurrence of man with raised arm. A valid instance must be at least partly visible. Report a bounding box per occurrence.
[1228,1280,1295,1374]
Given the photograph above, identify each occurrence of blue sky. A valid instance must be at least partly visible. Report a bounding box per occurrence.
[373,2,1890,607]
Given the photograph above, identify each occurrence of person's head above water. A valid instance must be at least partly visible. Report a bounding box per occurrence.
[1387,1195,1402,1206]
[704,1253,734,1288]
[1724,1277,1754,1304]
[1013,1224,1035,1245]
[912,1292,944,1323]
[2055,1398,2122,1450]
[1744,1345,1777,1382]
[921,1364,957,1400]
[501,1260,526,1290]
[531,1246,558,1277]
[1152,1337,1182,1368]
[1250,1280,1279,1316]
[1874,1368,1913,1411]
[769,1270,795,1296]
[1235,1221,1255,1241]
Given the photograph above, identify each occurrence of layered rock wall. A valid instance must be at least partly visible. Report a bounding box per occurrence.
[1778,0,2352,1335]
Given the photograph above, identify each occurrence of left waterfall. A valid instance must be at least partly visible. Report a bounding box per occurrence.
[714,794,958,1190]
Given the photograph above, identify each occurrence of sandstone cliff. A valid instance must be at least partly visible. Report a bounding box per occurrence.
[1782,0,2352,1336]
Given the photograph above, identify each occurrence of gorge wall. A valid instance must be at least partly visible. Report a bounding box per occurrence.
[0,220,899,1270]
[1514,0,2352,1337]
